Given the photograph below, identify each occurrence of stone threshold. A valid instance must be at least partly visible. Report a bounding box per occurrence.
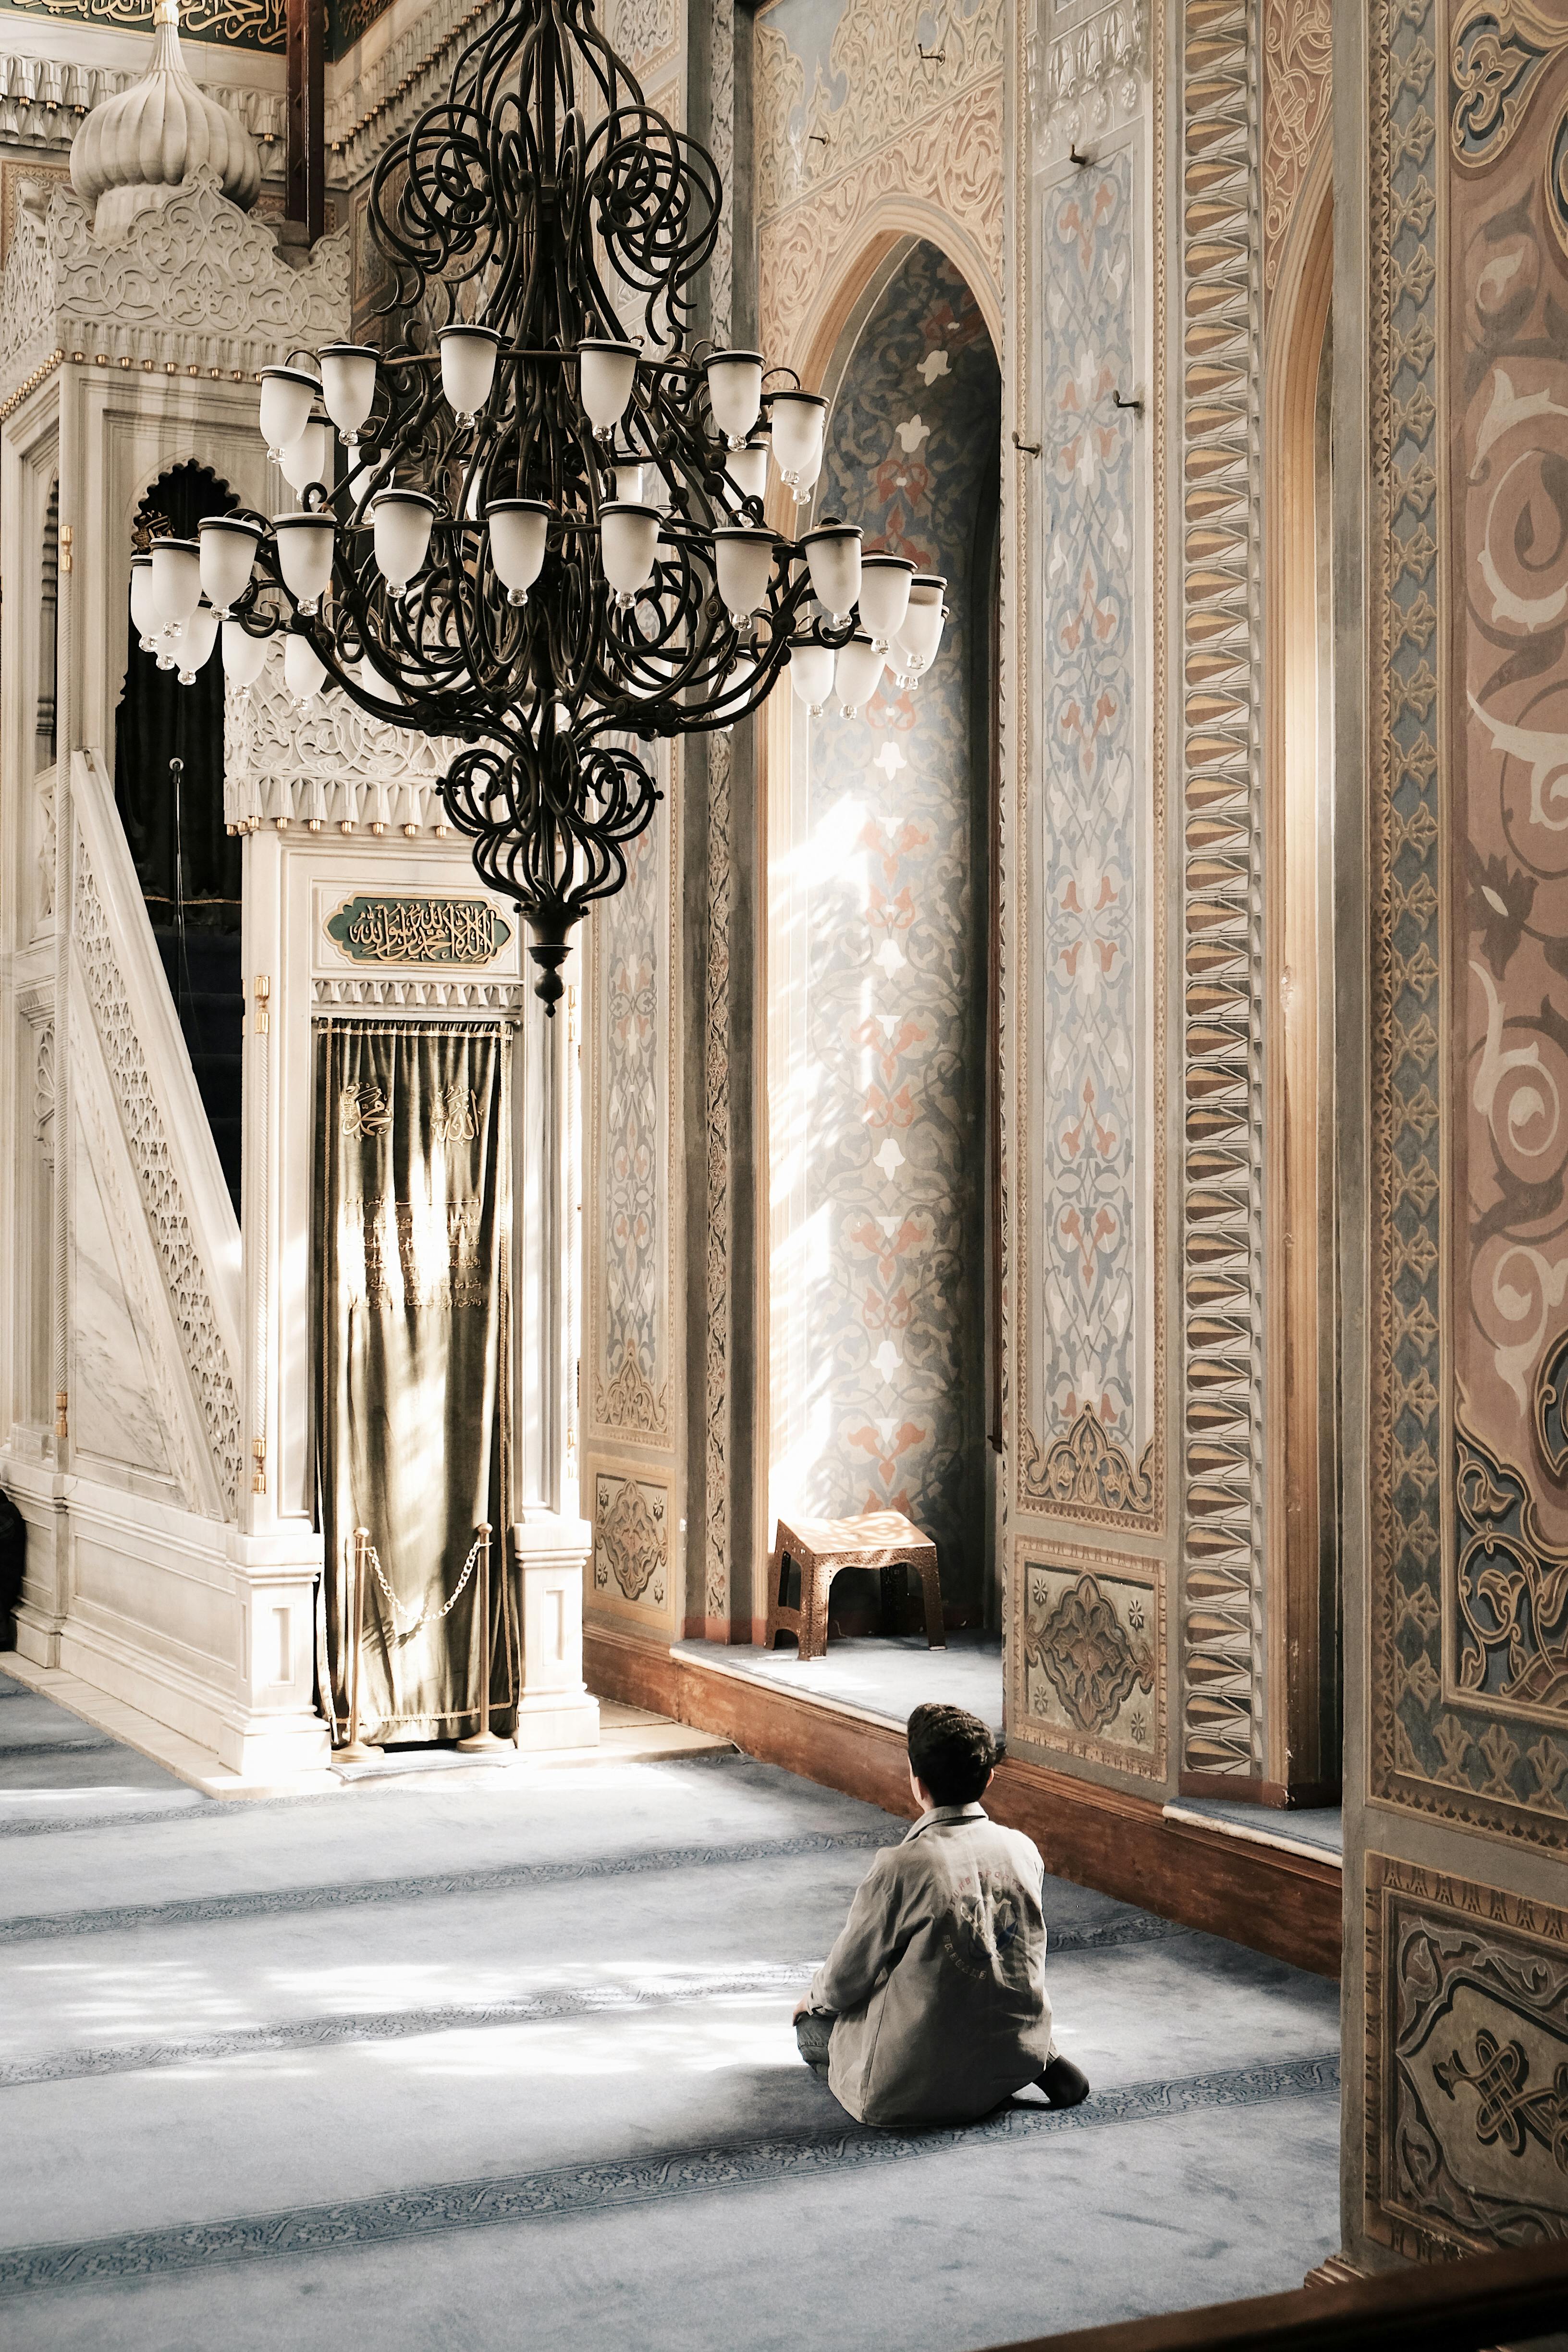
[1161,1801,1345,1869]
[0,1653,730,1800]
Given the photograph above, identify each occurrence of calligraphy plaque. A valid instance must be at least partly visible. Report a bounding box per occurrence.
[325,895,513,967]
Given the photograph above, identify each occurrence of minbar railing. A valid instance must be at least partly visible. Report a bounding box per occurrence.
[975,2242,1568,2352]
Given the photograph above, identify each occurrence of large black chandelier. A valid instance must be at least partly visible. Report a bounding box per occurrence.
[134,0,949,1002]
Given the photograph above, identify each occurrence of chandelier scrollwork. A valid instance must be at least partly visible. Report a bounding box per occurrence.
[145,0,949,1002]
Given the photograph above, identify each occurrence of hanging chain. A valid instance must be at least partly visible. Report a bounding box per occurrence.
[362,1529,484,1642]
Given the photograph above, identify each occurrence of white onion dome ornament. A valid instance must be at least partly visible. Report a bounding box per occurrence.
[71,0,261,241]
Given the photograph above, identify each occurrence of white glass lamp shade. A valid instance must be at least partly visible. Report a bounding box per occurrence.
[725,435,771,509]
[577,339,638,435]
[711,654,759,727]
[834,631,883,714]
[486,499,550,605]
[769,390,826,497]
[371,490,438,591]
[360,654,399,705]
[857,552,915,650]
[196,514,263,614]
[438,323,502,420]
[895,574,948,673]
[279,414,333,494]
[129,553,161,650]
[788,637,834,715]
[612,453,646,502]
[801,523,862,621]
[258,365,319,460]
[150,536,202,627]
[319,343,377,442]
[284,632,326,703]
[221,618,268,687]
[599,501,660,600]
[706,348,763,446]
[712,527,775,624]
[176,601,220,686]
[273,511,336,615]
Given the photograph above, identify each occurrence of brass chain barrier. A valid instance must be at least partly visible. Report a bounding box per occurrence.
[363,1528,484,1641]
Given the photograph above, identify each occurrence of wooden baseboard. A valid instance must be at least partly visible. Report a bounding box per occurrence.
[585,1628,1343,1978]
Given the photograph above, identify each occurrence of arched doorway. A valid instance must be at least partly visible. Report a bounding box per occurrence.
[767,238,1003,1644]
[115,462,244,1208]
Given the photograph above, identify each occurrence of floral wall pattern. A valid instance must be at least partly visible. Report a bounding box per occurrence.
[784,239,999,1610]
[584,772,680,1631]
[1367,0,1568,1849]
[1357,0,1568,2269]
[1018,143,1157,1525]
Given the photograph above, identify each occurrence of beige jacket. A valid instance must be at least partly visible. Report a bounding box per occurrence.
[808,1802,1054,2129]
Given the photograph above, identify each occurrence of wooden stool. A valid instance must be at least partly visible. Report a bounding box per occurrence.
[765,1511,944,1662]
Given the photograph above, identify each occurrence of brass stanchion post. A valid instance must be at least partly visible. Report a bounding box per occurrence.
[337,1525,380,1762]
[457,1520,508,1753]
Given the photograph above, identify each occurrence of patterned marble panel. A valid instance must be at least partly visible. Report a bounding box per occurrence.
[1365,1853,1568,2255]
[591,1471,671,1616]
[70,1109,174,1485]
[1369,0,1568,1843]
[1011,1537,1164,1777]
[1018,144,1156,1528]
[588,793,673,1442]
[789,241,999,1604]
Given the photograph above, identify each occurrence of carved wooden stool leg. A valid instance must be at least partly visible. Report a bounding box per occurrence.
[765,1548,786,1649]
[918,1559,946,1650]
[798,1558,831,1661]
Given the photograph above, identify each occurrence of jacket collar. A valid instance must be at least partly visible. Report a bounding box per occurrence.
[904,1801,988,1841]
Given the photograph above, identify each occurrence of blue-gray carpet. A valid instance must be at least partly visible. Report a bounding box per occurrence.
[0,1665,1341,2350]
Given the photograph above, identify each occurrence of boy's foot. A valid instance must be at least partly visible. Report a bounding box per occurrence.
[1039,2054,1090,2109]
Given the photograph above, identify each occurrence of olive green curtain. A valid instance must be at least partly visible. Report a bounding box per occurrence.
[314,1018,514,1745]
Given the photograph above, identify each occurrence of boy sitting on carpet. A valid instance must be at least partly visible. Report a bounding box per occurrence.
[792,1701,1090,2129]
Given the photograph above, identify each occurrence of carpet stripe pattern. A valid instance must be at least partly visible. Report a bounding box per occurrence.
[0,2057,1338,2299]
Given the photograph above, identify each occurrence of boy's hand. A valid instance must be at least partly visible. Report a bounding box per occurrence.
[792,1995,811,2021]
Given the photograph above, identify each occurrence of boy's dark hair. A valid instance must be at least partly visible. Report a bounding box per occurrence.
[907,1703,1000,1806]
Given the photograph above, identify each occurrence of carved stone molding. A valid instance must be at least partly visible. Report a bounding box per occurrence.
[1021,1408,1157,1526]
[0,57,283,158]
[30,1012,54,1151]
[311,976,526,1012]
[755,0,1003,223]
[1365,1853,1568,2256]
[1176,0,1266,1778]
[0,169,346,397]
[72,840,243,1516]
[1012,1535,1166,1777]
[1261,0,1330,289]
[592,1471,669,1610]
[1027,0,1148,135]
[225,640,459,832]
[757,76,1004,370]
